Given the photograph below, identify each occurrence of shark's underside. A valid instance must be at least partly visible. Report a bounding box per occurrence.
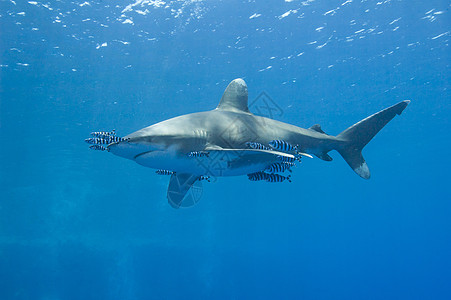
[86,79,409,208]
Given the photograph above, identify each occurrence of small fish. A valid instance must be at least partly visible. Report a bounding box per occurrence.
[266,162,294,173]
[277,155,297,163]
[90,130,116,138]
[199,176,211,182]
[247,171,270,181]
[89,145,108,151]
[188,151,209,158]
[107,135,127,143]
[285,161,296,168]
[266,173,291,183]
[85,137,110,144]
[156,170,174,175]
[85,136,127,145]
[269,139,298,152]
[245,142,270,150]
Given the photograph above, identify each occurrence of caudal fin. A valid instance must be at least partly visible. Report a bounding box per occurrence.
[336,100,410,179]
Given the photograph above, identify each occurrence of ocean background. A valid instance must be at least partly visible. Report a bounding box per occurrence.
[1,0,450,299]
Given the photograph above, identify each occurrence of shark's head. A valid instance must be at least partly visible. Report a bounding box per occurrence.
[107,122,211,173]
[107,137,151,161]
[106,125,169,160]
[107,118,203,162]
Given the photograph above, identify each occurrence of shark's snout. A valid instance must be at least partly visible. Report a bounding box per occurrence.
[108,138,155,160]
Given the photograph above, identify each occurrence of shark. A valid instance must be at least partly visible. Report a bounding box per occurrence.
[87,78,409,208]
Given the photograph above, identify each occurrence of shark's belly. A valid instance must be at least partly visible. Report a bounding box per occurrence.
[134,150,273,177]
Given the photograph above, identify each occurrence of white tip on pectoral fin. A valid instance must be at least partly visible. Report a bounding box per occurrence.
[355,162,370,179]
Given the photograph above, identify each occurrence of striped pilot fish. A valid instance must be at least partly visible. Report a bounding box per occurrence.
[266,173,291,183]
[188,151,209,158]
[85,136,127,145]
[265,162,295,173]
[107,135,128,143]
[85,137,110,145]
[269,139,298,153]
[156,170,174,175]
[245,142,270,151]
[247,171,270,181]
[90,130,116,139]
[276,155,297,163]
[89,145,109,151]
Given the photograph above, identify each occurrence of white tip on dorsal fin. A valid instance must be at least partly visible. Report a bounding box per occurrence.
[216,78,250,113]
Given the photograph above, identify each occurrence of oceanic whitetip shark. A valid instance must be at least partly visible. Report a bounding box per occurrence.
[86,79,409,208]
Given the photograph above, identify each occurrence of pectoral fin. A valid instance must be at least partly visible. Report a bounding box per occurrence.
[167,173,202,209]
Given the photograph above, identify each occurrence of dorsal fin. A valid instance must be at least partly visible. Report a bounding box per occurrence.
[309,124,326,134]
[216,78,250,113]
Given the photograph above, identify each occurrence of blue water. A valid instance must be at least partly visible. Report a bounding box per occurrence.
[1,0,450,299]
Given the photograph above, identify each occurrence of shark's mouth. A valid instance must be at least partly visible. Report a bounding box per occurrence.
[133,150,154,160]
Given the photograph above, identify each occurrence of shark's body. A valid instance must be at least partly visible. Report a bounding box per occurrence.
[101,79,409,208]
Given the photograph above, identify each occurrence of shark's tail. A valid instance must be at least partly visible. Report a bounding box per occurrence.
[335,100,410,179]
